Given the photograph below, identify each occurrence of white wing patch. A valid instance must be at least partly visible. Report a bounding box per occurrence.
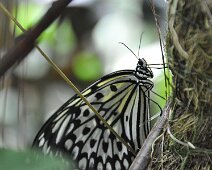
[33,71,153,170]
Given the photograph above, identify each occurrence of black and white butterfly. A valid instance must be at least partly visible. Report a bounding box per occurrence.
[33,56,159,170]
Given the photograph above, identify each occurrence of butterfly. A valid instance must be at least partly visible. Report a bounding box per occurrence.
[33,57,158,170]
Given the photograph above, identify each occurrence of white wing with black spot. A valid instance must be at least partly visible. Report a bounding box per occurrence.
[33,59,153,170]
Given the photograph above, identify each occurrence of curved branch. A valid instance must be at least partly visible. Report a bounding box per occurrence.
[0,0,72,78]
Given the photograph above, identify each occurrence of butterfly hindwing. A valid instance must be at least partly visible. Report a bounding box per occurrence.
[33,69,151,170]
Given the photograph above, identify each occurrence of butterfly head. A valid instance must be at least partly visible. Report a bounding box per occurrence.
[136,58,153,79]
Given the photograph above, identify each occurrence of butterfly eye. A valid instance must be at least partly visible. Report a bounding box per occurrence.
[138,58,148,67]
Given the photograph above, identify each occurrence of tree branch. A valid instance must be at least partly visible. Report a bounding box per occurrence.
[0,0,72,78]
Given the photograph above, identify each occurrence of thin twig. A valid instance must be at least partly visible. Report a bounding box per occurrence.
[0,0,72,77]
[129,99,171,170]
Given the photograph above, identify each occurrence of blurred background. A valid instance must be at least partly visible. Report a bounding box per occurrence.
[0,0,168,150]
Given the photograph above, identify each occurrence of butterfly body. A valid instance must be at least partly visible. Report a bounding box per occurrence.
[33,58,154,170]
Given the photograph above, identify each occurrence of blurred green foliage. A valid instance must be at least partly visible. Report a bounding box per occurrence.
[55,21,76,55]
[72,51,103,81]
[0,148,74,170]
[14,3,56,43]
[150,69,172,120]
[14,2,76,52]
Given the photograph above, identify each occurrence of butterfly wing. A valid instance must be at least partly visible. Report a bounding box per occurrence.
[33,70,151,170]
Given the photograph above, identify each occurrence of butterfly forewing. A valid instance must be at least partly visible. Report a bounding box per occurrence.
[33,60,153,170]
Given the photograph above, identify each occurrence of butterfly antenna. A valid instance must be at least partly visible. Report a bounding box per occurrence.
[138,32,144,58]
[119,42,139,60]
